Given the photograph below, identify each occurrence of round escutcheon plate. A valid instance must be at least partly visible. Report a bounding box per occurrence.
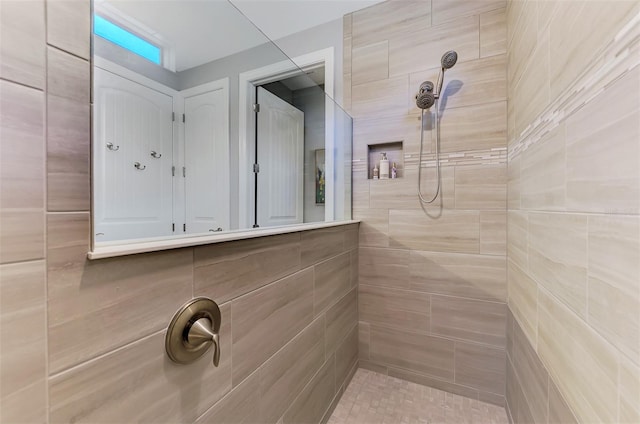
[165,297,221,364]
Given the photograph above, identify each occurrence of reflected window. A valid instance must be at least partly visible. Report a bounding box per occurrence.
[94,15,161,65]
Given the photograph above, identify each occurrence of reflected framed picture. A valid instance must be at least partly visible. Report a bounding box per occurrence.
[315,149,325,205]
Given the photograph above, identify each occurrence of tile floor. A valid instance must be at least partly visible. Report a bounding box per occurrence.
[328,368,509,424]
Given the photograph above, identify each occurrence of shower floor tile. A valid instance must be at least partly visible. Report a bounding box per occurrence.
[328,368,508,424]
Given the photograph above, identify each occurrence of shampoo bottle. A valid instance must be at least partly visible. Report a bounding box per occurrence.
[380,152,389,179]
[391,162,398,179]
[373,164,379,180]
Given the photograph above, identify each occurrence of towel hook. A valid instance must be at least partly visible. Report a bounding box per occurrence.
[150,150,162,159]
[134,162,146,170]
[106,142,120,151]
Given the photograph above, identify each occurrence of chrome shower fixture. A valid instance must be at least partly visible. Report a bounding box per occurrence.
[415,81,435,110]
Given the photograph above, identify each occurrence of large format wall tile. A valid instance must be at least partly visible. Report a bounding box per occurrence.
[194,233,300,303]
[0,81,45,264]
[231,268,314,384]
[438,101,507,153]
[389,209,480,253]
[431,295,506,348]
[0,261,46,424]
[283,356,336,424]
[325,288,358,355]
[314,252,351,315]
[454,165,507,210]
[454,341,505,396]
[47,47,90,103]
[432,0,505,25]
[0,0,45,88]
[351,75,408,118]
[370,325,455,380]
[47,213,194,373]
[480,8,507,58]
[507,260,537,347]
[196,371,261,424]
[528,212,588,318]
[410,251,506,302]
[301,226,348,268]
[336,325,358,387]
[352,41,388,85]
[359,284,430,333]
[50,306,232,424]
[480,210,506,255]
[359,247,410,289]
[46,0,91,59]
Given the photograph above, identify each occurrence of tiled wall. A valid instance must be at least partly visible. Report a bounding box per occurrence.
[506,0,640,423]
[343,0,509,405]
[0,1,359,422]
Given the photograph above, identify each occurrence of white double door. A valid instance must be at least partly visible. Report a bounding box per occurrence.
[256,86,304,227]
[94,67,229,241]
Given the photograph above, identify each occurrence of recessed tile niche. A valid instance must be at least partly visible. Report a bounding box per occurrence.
[367,141,403,180]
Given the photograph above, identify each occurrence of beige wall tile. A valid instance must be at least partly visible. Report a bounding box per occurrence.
[565,67,640,214]
[512,318,548,423]
[352,41,388,85]
[507,0,536,88]
[0,261,46,424]
[47,94,90,211]
[196,371,260,424]
[0,81,45,264]
[388,366,480,402]
[619,356,640,424]
[301,227,346,268]
[410,54,507,111]
[513,33,549,137]
[350,249,358,288]
[336,325,358,387]
[507,260,537,348]
[410,250,506,302]
[369,168,455,211]
[480,8,507,58]
[521,123,565,210]
[283,356,336,424]
[454,341,505,395]
[352,172,370,210]
[431,295,506,348]
[389,209,480,254]
[351,0,431,48]
[506,210,527,270]
[232,268,314,384]
[415,166,456,209]
[528,212,587,318]
[353,114,422,157]
[538,288,619,423]
[351,75,408,118]
[260,317,325,424]
[47,47,89,103]
[46,0,90,59]
[344,225,359,251]
[47,213,194,373]
[438,101,507,153]
[359,284,430,333]
[507,154,520,209]
[455,165,507,210]
[359,321,370,360]
[432,0,506,25]
[587,215,640,363]
[343,13,352,38]
[194,233,300,303]
[325,289,357,355]
[389,15,479,77]
[353,208,388,247]
[50,308,232,424]
[359,247,409,289]
[314,252,351,315]
[370,325,455,380]
[548,377,578,424]
[549,1,639,98]
[480,210,506,255]
[0,0,45,88]
[359,359,388,375]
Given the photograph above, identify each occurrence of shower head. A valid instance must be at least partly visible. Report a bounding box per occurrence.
[416,81,435,109]
[441,50,458,69]
[435,50,458,97]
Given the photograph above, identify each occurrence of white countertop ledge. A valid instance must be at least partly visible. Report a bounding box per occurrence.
[88,220,360,260]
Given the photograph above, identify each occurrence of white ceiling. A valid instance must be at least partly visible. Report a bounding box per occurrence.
[96,0,384,71]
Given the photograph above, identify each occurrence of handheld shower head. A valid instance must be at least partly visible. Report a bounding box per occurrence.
[441,50,458,69]
[415,81,435,109]
[435,50,458,97]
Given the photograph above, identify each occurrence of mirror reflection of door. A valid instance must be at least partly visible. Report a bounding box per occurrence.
[256,86,304,227]
[184,88,229,234]
[94,68,174,242]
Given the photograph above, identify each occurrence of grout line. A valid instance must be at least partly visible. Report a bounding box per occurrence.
[0,77,45,92]
[46,43,89,63]
[43,3,50,419]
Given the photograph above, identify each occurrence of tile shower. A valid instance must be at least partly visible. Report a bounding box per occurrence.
[1,1,639,424]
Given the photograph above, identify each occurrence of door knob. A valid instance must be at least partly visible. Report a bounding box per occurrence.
[165,297,221,367]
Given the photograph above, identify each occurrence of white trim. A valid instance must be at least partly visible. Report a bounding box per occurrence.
[238,47,335,228]
[88,220,359,260]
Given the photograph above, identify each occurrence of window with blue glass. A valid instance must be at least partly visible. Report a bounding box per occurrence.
[94,15,161,65]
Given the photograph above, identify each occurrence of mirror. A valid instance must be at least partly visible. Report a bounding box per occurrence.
[91,0,352,247]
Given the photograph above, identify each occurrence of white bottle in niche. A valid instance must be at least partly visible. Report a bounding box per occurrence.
[379,152,389,179]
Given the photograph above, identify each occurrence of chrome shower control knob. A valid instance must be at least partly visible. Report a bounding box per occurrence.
[165,297,221,367]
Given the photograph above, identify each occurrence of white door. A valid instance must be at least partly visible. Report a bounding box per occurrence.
[256,86,304,227]
[94,68,173,242]
[184,89,229,233]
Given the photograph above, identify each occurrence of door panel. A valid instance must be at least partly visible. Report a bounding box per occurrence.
[257,86,304,227]
[184,89,229,233]
[94,68,173,241]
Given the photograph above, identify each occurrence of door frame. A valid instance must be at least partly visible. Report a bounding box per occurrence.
[238,47,335,228]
